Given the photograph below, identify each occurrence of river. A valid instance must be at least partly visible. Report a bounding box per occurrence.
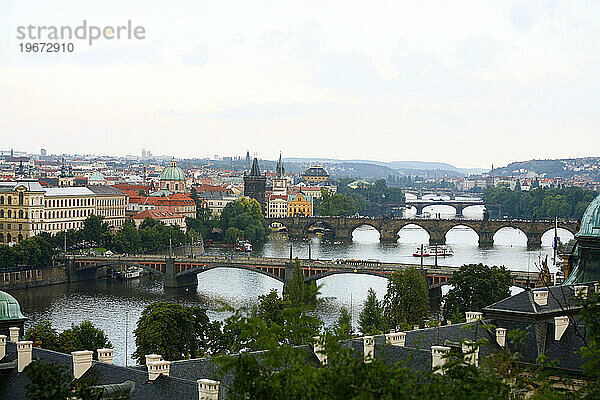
[11,204,575,366]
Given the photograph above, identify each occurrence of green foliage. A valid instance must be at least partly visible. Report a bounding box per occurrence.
[318,189,356,216]
[24,359,104,400]
[442,264,512,321]
[24,319,60,351]
[383,268,429,330]
[337,179,406,216]
[133,302,211,363]
[219,197,268,244]
[57,321,112,357]
[82,214,110,246]
[333,307,353,339]
[578,291,600,397]
[284,259,320,309]
[0,235,54,268]
[224,227,244,243]
[358,288,385,335]
[484,186,597,220]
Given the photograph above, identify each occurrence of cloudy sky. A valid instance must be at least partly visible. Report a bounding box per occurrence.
[1,0,599,168]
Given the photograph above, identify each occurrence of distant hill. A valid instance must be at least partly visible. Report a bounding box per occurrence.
[284,158,486,176]
[494,157,600,180]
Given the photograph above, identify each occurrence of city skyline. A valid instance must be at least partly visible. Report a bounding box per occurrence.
[3,1,600,167]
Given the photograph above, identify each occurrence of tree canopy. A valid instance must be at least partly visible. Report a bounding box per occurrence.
[383,268,429,330]
[442,264,513,322]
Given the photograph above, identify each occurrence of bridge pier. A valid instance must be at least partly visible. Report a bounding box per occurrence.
[526,233,543,250]
[164,257,198,289]
[428,230,446,246]
[478,230,494,248]
[334,228,352,243]
[454,205,464,219]
[379,228,398,243]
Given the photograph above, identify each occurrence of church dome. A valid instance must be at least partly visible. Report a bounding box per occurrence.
[577,194,600,239]
[160,159,186,181]
[0,291,26,321]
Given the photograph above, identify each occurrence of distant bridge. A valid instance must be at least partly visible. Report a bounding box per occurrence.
[63,254,543,293]
[265,216,579,249]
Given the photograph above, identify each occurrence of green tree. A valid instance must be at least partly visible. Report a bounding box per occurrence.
[81,215,109,247]
[224,227,244,243]
[333,306,353,339]
[24,319,60,351]
[220,197,269,244]
[318,189,356,216]
[133,302,211,363]
[383,268,429,330]
[57,321,112,357]
[442,264,513,322]
[358,288,385,335]
[24,360,104,400]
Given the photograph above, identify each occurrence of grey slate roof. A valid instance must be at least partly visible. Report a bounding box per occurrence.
[87,186,126,196]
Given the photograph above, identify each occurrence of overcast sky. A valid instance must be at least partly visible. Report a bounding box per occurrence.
[1,1,599,168]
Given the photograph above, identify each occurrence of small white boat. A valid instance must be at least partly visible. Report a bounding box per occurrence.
[115,266,144,279]
[413,246,453,257]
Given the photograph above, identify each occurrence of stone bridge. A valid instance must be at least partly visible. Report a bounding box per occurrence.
[64,254,542,293]
[265,216,579,249]
[400,200,502,218]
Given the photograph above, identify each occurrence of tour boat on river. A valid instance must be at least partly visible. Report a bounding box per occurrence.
[413,246,453,257]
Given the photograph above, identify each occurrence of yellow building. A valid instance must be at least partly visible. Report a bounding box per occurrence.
[0,180,45,244]
[287,193,313,217]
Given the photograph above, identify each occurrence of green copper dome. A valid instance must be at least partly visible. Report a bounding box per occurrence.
[577,194,600,239]
[160,159,186,181]
[0,291,26,321]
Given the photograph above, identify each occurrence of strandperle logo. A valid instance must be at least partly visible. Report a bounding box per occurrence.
[16,20,146,45]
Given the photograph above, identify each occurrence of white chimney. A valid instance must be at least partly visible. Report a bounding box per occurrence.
[385,332,406,347]
[431,346,451,375]
[145,353,162,365]
[461,341,479,367]
[9,327,19,343]
[533,290,548,306]
[0,335,6,361]
[496,328,507,347]
[97,348,114,364]
[363,336,374,363]
[197,378,220,400]
[465,312,483,323]
[574,285,588,299]
[555,316,569,341]
[17,341,33,372]
[148,360,170,381]
[72,350,93,379]
[312,336,327,365]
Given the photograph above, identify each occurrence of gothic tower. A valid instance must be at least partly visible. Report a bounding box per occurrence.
[243,158,267,214]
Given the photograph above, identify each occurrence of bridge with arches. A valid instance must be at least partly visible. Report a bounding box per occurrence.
[265,216,579,249]
[64,254,543,293]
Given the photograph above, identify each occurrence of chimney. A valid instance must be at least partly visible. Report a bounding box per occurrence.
[533,290,548,306]
[97,348,114,364]
[9,327,20,343]
[385,332,406,347]
[431,346,451,375]
[0,335,6,361]
[145,353,162,365]
[461,341,479,367]
[72,350,93,379]
[363,336,374,364]
[495,328,507,347]
[312,336,327,365]
[148,360,170,381]
[574,285,588,299]
[197,378,220,400]
[465,312,483,323]
[555,316,569,341]
[17,341,33,372]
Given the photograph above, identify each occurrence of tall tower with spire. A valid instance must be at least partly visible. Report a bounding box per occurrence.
[273,153,287,195]
[243,157,267,214]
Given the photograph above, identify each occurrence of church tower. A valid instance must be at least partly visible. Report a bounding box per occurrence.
[272,153,287,195]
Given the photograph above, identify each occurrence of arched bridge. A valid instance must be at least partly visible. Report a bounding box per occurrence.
[265,217,579,249]
[64,254,543,290]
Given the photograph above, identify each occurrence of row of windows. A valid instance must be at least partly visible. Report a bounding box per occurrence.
[0,233,24,243]
[0,223,24,231]
[45,197,94,208]
[0,193,24,205]
[0,209,26,219]
[44,208,92,219]
[97,198,126,206]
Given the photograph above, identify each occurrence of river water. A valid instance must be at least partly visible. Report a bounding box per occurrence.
[11,204,575,366]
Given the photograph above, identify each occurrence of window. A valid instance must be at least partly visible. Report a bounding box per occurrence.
[0,210,3,218]
[18,192,23,205]
[7,210,11,218]
[36,269,42,278]
[0,196,3,204]
[18,210,23,219]
[7,196,11,205]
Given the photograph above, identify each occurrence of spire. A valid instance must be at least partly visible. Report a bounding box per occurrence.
[250,157,261,176]
[276,153,285,178]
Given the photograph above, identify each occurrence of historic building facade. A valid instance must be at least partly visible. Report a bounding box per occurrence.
[158,159,187,194]
[287,193,313,217]
[87,186,128,229]
[0,180,45,244]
